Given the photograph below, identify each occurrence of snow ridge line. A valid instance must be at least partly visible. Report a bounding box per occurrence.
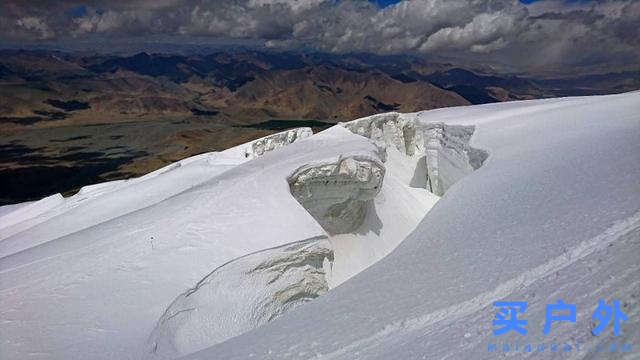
[188,236,328,297]
[316,210,640,359]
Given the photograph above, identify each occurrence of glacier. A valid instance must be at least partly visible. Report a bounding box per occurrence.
[183,92,640,359]
[1,91,639,360]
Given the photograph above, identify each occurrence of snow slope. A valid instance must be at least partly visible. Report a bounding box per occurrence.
[0,128,312,253]
[183,92,640,359]
[0,127,361,359]
[1,92,638,360]
[0,121,439,359]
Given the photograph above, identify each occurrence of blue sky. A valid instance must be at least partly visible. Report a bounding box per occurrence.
[69,5,87,18]
[372,0,540,6]
[369,0,402,7]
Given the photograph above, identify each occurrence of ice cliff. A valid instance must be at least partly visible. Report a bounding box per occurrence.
[423,122,488,195]
[243,127,312,159]
[288,156,385,234]
[340,111,488,196]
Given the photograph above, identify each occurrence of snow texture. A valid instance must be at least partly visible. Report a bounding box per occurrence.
[2,91,639,360]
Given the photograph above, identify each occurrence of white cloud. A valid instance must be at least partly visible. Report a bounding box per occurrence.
[16,16,55,39]
[2,0,639,70]
[419,10,526,52]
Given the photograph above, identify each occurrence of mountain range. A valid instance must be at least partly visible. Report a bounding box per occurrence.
[1,49,639,204]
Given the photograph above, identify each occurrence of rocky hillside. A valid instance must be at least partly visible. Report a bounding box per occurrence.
[0,50,469,129]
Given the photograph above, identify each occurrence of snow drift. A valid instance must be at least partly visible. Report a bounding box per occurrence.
[146,236,333,360]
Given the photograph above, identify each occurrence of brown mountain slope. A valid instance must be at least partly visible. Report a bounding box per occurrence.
[201,66,469,122]
[1,52,471,204]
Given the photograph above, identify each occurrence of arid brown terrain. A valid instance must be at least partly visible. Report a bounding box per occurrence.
[1,49,638,204]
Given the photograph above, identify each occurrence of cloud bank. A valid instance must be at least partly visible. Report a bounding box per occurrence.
[1,0,638,71]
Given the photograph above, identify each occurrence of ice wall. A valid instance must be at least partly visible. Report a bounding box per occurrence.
[341,112,487,196]
[288,156,385,234]
[243,127,313,159]
[340,112,423,158]
[423,122,488,196]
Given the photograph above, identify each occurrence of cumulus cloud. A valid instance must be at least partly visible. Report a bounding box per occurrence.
[16,16,55,39]
[419,10,528,52]
[72,9,157,35]
[1,0,639,71]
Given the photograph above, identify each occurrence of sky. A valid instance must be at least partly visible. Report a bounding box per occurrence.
[1,0,638,72]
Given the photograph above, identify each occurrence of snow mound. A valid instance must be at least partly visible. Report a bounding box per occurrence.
[146,236,332,359]
[0,194,64,234]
